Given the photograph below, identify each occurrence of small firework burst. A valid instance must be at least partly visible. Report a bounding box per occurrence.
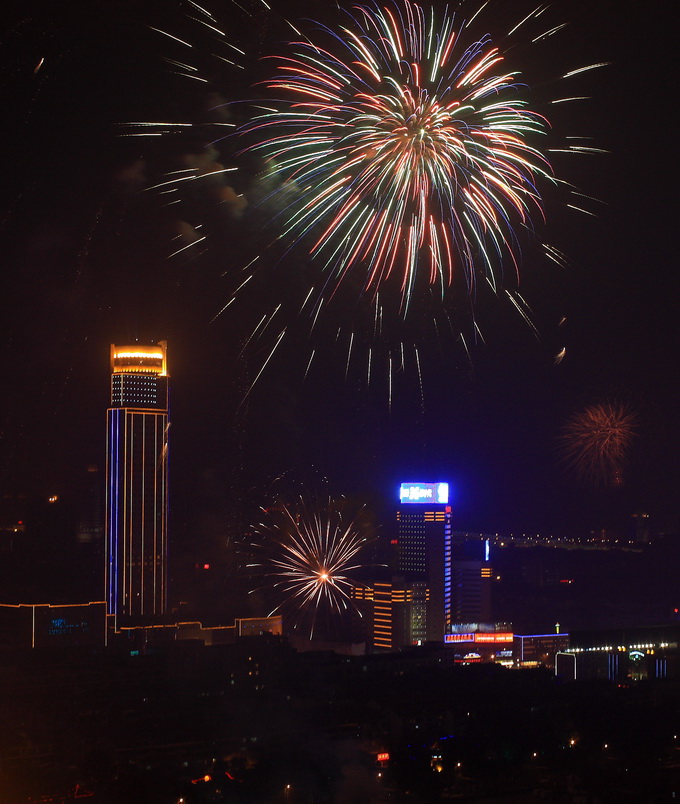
[560,402,637,487]
[250,494,374,636]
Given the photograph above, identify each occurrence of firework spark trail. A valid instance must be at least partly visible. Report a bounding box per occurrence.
[121,0,605,400]
[560,402,637,488]
[221,0,606,399]
[243,0,558,313]
[251,495,372,635]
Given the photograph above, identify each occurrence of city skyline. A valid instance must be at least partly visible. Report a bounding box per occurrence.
[2,4,679,800]
[0,0,677,542]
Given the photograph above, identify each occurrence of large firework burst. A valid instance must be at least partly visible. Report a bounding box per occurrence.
[245,0,560,312]
[250,495,373,634]
[128,0,604,399]
[560,402,637,488]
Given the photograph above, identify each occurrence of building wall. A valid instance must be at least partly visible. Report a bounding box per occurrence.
[447,538,493,627]
[515,633,570,668]
[0,602,107,649]
[106,343,169,619]
[396,504,451,643]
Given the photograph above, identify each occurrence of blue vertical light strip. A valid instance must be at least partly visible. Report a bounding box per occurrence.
[107,410,113,614]
[109,406,170,617]
[105,411,112,614]
[114,408,122,616]
[608,653,619,681]
[444,509,452,630]
[106,408,122,616]
[108,410,115,615]
[124,411,131,614]
[152,415,157,615]
[140,413,146,616]
[121,410,126,614]
[161,414,165,613]
[162,412,168,613]
[158,412,168,615]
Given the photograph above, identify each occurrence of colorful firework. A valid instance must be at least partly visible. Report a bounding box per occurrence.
[223,0,605,397]
[126,1,604,399]
[243,0,578,310]
[560,402,637,488]
[250,494,373,635]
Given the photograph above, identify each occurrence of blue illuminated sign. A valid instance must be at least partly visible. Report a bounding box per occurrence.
[399,482,449,504]
[47,617,89,637]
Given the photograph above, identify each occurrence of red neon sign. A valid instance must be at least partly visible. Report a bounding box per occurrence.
[474,632,513,643]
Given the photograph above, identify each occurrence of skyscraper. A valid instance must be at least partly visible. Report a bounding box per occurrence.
[393,482,451,644]
[106,343,169,619]
[367,485,497,652]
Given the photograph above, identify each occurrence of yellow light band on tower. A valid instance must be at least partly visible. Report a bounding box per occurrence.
[110,342,168,376]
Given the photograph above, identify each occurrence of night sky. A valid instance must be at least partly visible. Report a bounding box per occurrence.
[1,0,677,547]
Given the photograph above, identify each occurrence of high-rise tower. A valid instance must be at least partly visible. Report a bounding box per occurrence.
[105,343,169,619]
[394,482,451,644]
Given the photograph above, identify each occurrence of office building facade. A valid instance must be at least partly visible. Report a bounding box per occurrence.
[448,537,493,624]
[106,343,169,618]
[365,485,501,652]
[393,482,451,644]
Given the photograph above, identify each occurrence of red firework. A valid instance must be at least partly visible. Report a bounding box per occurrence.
[560,402,637,487]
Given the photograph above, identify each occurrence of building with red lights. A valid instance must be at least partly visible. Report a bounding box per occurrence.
[444,622,515,664]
